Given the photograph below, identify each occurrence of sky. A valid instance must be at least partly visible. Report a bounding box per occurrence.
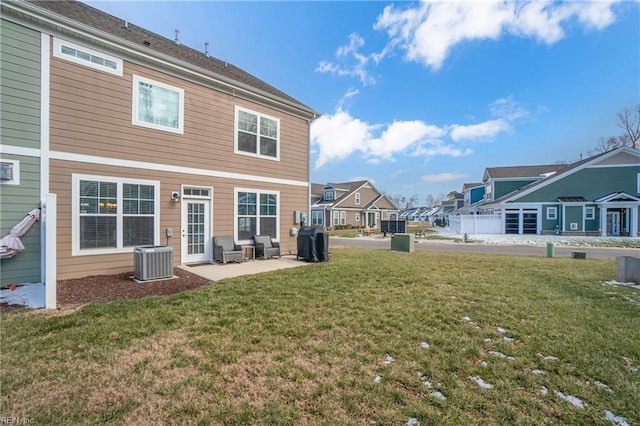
[85,0,640,203]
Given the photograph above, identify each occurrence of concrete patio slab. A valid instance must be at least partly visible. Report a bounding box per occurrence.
[179,255,312,282]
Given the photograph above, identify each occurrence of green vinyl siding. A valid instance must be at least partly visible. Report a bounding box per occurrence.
[0,19,41,285]
[494,179,537,199]
[0,155,42,286]
[563,206,583,232]
[585,205,599,232]
[541,204,560,232]
[0,19,41,150]
[516,166,640,202]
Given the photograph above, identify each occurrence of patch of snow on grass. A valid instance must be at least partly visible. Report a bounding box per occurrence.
[430,391,446,400]
[374,375,382,383]
[503,336,514,342]
[538,353,559,361]
[480,361,488,368]
[540,386,548,395]
[497,327,507,333]
[532,369,545,375]
[484,338,492,342]
[407,418,420,426]
[470,376,493,389]
[384,354,395,364]
[594,381,613,393]
[463,316,471,322]
[605,410,630,426]
[554,391,585,409]
[421,341,430,349]
[489,351,515,360]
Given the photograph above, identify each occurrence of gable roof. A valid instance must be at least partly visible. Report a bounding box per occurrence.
[462,182,483,190]
[484,164,567,181]
[8,0,317,117]
[494,147,640,204]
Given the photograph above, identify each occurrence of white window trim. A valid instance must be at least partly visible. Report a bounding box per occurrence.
[234,106,280,161]
[355,213,360,222]
[72,174,160,256]
[340,211,347,225]
[0,159,20,185]
[325,191,334,201]
[355,192,361,205]
[234,187,280,244]
[333,211,340,226]
[132,75,184,134]
[637,173,640,193]
[53,38,123,76]
[547,206,557,220]
[585,207,595,220]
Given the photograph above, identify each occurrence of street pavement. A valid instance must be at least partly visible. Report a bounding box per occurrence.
[330,236,639,260]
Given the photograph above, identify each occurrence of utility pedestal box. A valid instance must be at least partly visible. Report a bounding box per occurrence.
[390,233,414,253]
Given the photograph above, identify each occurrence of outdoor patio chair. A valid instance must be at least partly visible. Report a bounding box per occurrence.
[253,235,281,259]
[213,236,243,264]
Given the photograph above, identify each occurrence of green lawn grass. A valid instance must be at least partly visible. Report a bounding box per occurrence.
[2,248,639,425]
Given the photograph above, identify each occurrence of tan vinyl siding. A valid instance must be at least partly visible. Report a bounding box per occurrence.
[49,58,309,183]
[51,160,307,280]
[338,186,377,208]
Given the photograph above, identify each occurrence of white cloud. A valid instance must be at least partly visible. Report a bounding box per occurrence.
[374,0,622,71]
[422,172,468,183]
[449,119,510,142]
[490,96,530,121]
[315,33,377,85]
[412,142,473,158]
[311,96,531,168]
[310,109,371,168]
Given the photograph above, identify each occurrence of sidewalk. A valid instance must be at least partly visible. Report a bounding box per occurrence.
[180,255,312,281]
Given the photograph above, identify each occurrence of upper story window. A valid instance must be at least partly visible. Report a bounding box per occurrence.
[355,192,361,205]
[53,38,123,76]
[235,106,280,160]
[485,183,493,200]
[325,191,334,201]
[132,75,184,134]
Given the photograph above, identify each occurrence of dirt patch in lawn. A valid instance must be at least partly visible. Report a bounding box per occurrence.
[0,268,211,312]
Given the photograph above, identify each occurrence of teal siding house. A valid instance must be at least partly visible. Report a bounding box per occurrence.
[0,19,43,286]
[480,147,640,236]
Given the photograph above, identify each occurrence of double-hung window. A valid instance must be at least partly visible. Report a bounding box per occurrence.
[311,211,323,226]
[236,189,279,242]
[235,106,280,160]
[132,75,184,134]
[547,207,557,220]
[585,207,595,220]
[73,175,159,255]
[355,192,361,205]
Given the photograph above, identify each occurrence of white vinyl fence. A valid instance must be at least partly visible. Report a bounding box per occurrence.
[448,214,502,235]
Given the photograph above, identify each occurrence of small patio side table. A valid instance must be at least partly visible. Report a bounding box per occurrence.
[241,245,255,261]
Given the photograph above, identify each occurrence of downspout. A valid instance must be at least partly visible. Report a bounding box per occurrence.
[307,113,318,228]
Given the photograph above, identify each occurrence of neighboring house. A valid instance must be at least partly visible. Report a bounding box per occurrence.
[478,147,640,236]
[461,183,485,212]
[310,180,398,228]
[0,0,318,285]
